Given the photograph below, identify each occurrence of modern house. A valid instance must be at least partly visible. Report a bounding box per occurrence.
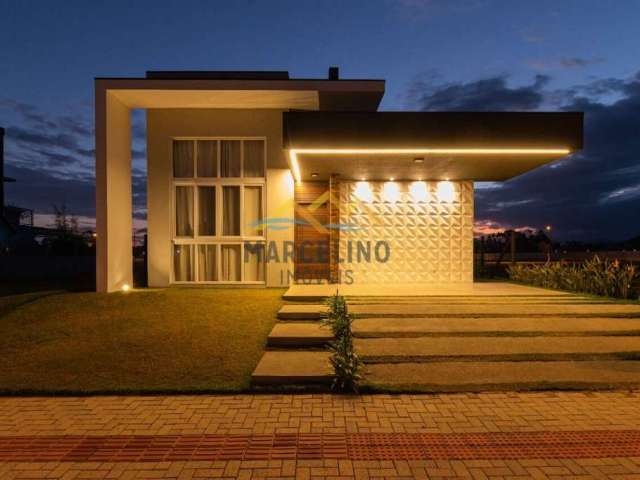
[95,69,582,292]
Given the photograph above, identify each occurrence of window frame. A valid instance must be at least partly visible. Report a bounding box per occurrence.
[170,137,267,285]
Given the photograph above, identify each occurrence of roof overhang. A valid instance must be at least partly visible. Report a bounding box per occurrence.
[284,111,583,182]
[95,78,385,110]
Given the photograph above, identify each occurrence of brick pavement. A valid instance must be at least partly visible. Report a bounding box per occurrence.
[1,391,640,478]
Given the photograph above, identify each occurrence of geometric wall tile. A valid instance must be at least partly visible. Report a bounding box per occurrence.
[339,181,474,283]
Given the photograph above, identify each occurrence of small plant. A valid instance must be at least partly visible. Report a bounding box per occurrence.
[508,256,639,299]
[323,293,363,392]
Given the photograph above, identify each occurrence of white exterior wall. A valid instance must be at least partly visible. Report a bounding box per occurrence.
[265,168,295,286]
[339,181,474,284]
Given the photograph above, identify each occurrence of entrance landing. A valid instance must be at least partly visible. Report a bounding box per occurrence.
[283,282,572,301]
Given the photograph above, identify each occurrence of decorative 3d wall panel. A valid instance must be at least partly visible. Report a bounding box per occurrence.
[339,181,474,283]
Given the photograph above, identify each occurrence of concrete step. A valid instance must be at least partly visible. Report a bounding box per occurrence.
[282,282,576,301]
[277,304,327,320]
[267,323,333,347]
[251,351,333,385]
[280,302,640,319]
[355,336,640,363]
[348,303,640,318]
[346,298,611,305]
[353,317,640,337]
[364,360,640,392]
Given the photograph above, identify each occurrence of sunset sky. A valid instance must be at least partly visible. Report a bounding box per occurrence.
[2,0,640,241]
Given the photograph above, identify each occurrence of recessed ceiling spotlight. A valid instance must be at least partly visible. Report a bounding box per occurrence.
[389,177,395,181]
[311,172,319,178]
[414,157,424,164]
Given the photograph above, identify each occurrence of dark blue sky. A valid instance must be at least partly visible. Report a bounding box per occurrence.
[2,0,640,240]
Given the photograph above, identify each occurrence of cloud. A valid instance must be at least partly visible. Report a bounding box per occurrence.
[527,57,605,72]
[7,126,94,159]
[0,99,148,226]
[474,219,538,237]
[598,184,640,205]
[559,57,604,68]
[410,71,640,241]
[4,164,95,218]
[408,74,548,111]
[1,99,148,227]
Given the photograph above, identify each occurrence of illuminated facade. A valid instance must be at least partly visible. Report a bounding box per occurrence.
[95,69,582,292]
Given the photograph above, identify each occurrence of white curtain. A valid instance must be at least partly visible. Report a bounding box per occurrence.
[220,140,241,177]
[221,245,241,281]
[198,245,217,281]
[173,140,193,177]
[223,186,240,235]
[175,186,193,236]
[197,140,217,177]
[244,244,265,281]
[198,186,216,236]
[243,186,263,236]
[173,244,193,281]
[243,140,265,177]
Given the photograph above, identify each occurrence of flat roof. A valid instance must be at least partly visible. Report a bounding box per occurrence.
[284,111,583,150]
[284,111,583,182]
[146,70,291,80]
[95,76,385,111]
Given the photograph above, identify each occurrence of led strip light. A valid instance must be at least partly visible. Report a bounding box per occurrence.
[288,147,571,183]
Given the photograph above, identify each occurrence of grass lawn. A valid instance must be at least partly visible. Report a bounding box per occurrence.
[0,288,283,394]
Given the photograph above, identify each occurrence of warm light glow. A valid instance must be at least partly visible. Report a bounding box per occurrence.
[290,147,571,155]
[409,181,429,202]
[383,182,401,203]
[546,225,552,231]
[437,181,456,202]
[121,283,130,293]
[354,181,373,202]
[288,147,570,183]
[288,150,302,183]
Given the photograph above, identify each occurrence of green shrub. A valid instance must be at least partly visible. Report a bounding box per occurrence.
[323,293,363,392]
[508,256,639,299]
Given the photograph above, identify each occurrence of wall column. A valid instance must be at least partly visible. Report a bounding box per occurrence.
[265,168,295,286]
[95,88,132,292]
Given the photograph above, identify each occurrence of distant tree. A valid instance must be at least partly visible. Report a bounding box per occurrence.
[52,204,79,234]
[46,204,90,256]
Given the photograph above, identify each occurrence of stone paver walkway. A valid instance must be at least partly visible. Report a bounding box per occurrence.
[2,392,640,478]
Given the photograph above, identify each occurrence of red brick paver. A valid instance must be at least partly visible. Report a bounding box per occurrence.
[1,392,640,478]
[2,430,640,462]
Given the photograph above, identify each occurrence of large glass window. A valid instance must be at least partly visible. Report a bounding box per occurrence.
[171,138,266,283]
[173,141,194,177]
[198,245,217,281]
[221,245,241,281]
[222,186,240,236]
[173,244,194,281]
[198,186,216,236]
[197,140,217,177]
[243,140,265,177]
[220,140,241,177]
[244,244,265,282]
[175,186,193,237]
[244,186,263,237]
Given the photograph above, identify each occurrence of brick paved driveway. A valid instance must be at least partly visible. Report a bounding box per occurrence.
[1,391,640,478]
